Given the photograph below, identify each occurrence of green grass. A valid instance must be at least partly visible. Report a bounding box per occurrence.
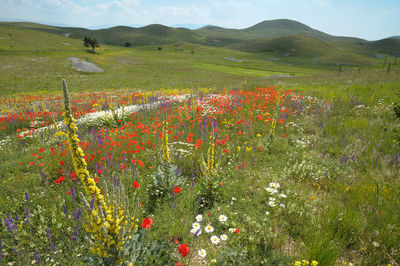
[0,23,400,265]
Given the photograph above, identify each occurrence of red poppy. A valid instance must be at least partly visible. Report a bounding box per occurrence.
[173,186,182,194]
[133,181,140,188]
[70,172,76,181]
[141,218,153,229]
[235,228,240,233]
[55,176,65,184]
[66,191,72,195]
[178,244,190,257]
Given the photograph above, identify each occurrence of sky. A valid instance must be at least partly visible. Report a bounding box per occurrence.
[1,0,399,40]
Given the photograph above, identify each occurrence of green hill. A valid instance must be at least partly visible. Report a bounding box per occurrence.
[1,19,399,60]
[242,19,333,41]
[366,38,400,56]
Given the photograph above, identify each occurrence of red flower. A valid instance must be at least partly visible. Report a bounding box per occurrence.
[55,176,65,184]
[176,263,181,266]
[281,134,286,138]
[173,186,182,194]
[133,181,140,188]
[141,218,153,229]
[66,191,72,195]
[235,228,240,233]
[178,244,190,257]
[70,172,76,181]
[137,160,145,167]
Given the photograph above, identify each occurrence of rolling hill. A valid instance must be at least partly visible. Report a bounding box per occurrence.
[1,19,399,61]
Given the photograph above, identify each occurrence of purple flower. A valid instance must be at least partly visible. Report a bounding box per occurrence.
[40,170,47,182]
[25,192,30,203]
[72,225,79,242]
[63,205,68,216]
[72,208,81,221]
[25,207,31,224]
[35,252,41,262]
[90,196,95,210]
[71,186,76,201]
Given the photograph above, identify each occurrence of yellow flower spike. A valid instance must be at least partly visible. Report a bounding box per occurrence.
[61,79,128,259]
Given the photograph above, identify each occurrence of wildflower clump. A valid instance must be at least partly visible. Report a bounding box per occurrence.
[198,132,222,209]
[62,79,134,260]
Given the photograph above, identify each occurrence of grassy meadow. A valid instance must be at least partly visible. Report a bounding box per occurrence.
[0,24,400,266]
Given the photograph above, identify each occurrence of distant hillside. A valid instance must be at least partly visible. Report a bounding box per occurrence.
[242,19,333,41]
[366,38,400,56]
[1,19,399,58]
[239,35,338,56]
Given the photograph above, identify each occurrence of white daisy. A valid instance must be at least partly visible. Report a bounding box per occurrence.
[265,211,270,216]
[211,259,217,263]
[192,222,201,230]
[219,214,227,223]
[205,225,214,233]
[372,241,379,247]
[195,215,204,222]
[220,234,228,241]
[198,249,207,257]
[269,182,280,188]
[229,228,235,233]
[279,193,287,198]
[268,201,276,207]
[265,187,274,193]
[280,203,286,208]
[210,235,220,244]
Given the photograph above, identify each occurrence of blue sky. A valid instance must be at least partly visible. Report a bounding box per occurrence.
[1,0,399,40]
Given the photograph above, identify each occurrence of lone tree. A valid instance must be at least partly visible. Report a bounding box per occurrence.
[84,36,99,53]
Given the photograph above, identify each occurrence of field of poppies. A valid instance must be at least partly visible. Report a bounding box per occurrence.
[0,75,399,265]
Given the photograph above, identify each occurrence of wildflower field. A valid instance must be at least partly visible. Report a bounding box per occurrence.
[1,24,400,266]
[1,71,399,265]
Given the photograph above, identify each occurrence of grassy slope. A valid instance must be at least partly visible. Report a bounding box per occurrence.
[0,21,399,266]
[1,25,346,96]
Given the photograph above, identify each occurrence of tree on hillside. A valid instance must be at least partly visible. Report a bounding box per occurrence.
[84,36,99,53]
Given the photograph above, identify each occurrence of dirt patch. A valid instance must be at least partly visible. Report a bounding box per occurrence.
[68,57,104,73]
